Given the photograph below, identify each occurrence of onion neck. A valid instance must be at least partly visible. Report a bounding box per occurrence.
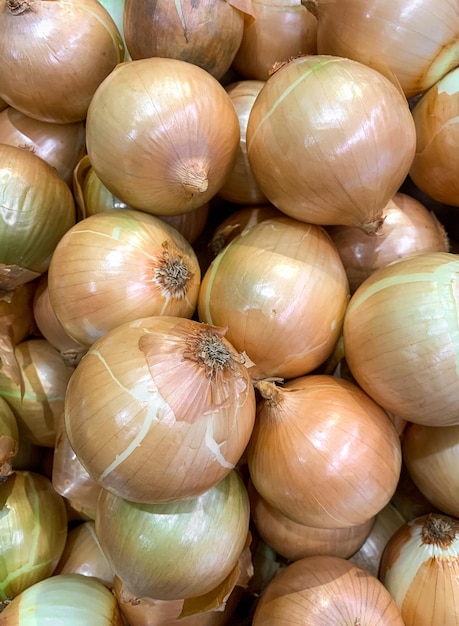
[421,514,459,549]
[7,0,33,15]
[178,159,209,196]
[255,380,282,406]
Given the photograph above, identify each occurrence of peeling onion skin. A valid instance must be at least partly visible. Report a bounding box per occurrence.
[379,513,459,626]
[64,316,256,503]
[0,396,18,481]
[343,251,459,427]
[252,555,405,625]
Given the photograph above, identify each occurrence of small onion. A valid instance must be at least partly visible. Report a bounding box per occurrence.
[47,209,201,347]
[198,216,350,381]
[0,573,124,625]
[343,251,459,427]
[0,471,67,604]
[252,555,405,625]
[0,396,19,480]
[0,0,125,123]
[246,55,416,232]
[95,470,250,600]
[64,316,256,503]
[379,513,459,625]
[85,57,240,216]
[247,375,402,529]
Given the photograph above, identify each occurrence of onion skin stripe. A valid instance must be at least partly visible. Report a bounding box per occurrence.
[246,57,344,155]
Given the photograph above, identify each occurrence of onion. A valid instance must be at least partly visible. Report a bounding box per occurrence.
[96,0,130,60]
[390,462,438,522]
[327,191,449,294]
[123,0,251,80]
[246,54,416,233]
[0,573,124,625]
[248,481,375,561]
[252,554,405,624]
[47,209,201,347]
[0,338,75,448]
[343,251,459,427]
[0,471,67,605]
[0,144,76,288]
[247,375,402,529]
[232,0,318,81]
[198,216,349,381]
[379,513,459,625]
[0,107,86,186]
[217,80,268,206]
[409,66,459,206]
[0,396,19,480]
[0,0,124,123]
[402,421,459,518]
[95,470,250,600]
[309,0,459,99]
[64,315,256,503]
[85,57,240,216]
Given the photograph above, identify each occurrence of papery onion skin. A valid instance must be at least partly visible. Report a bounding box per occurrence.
[198,216,350,381]
[0,471,68,604]
[86,57,240,216]
[47,209,201,347]
[0,396,18,480]
[64,316,256,503]
[343,251,459,427]
[0,573,124,625]
[246,55,416,232]
[0,0,125,123]
[252,554,405,625]
[95,470,250,601]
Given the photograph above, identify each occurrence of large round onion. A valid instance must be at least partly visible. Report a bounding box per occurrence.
[198,216,349,381]
[64,316,256,503]
[47,209,202,347]
[86,57,240,216]
[343,251,459,426]
[0,0,124,123]
[247,375,402,529]
[246,55,416,232]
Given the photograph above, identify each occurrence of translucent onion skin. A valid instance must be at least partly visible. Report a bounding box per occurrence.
[47,209,202,347]
[252,555,405,625]
[0,0,125,123]
[64,316,256,503]
[343,251,459,427]
[379,513,459,625]
[247,375,402,529]
[198,216,350,381]
[95,470,250,601]
[85,57,241,216]
[0,573,124,625]
[312,0,459,98]
[0,471,68,604]
[246,55,416,233]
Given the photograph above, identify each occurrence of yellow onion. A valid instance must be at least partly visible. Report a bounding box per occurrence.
[343,251,459,427]
[309,0,459,99]
[247,375,402,529]
[409,66,459,206]
[232,0,318,80]
[95,470,250,600]
[402,422,459,518]
[123,0,251,80]
[252,554,404,625]
[0,0,124,123]
[96,0,130,60]
[379,513,459,625]
[85,57,240,216]
[65,316,256,503]
[198,216,349,381]
[0,107,86,186]
[0,471,67,604]
[47,209,201,347]
[0,144,76,288]
[248,481,375,561]
[0,573,124,625]
[0,396,18,480]
[0,338,75,448]
[246,55,416,233]
[327,191,449,294]
[217,80,268,205]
